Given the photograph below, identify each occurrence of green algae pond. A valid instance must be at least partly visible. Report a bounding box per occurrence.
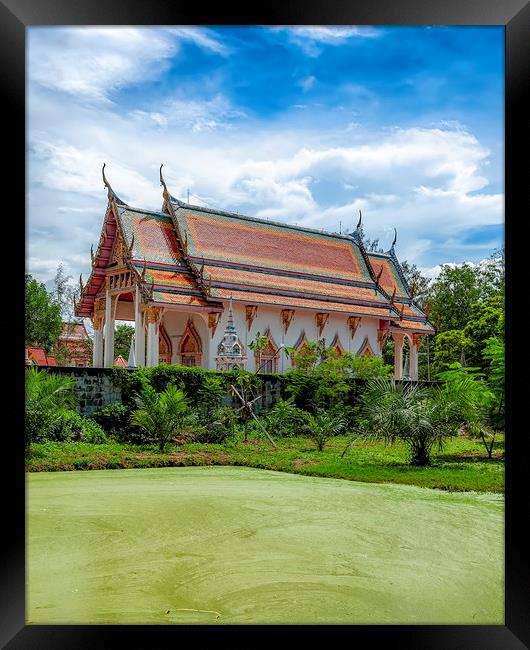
[27,466,504,625]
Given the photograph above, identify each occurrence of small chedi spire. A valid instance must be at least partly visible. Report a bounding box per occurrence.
[216,296,246,371]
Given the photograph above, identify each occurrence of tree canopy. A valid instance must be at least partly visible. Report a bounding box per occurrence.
[25,274,63,352]
[114,324,135,360]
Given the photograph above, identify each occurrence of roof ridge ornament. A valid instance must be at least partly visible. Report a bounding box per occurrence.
[101,163,127,206]
[388,227,397,255]
[160,163,169,200]
[159,163,181,206]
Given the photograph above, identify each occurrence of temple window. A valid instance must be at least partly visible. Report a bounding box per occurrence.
[256,334,278,372]
[179,320,202,367]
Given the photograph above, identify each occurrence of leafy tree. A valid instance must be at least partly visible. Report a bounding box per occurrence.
[429,264,482,333]
[431,329,471,375]
[399,260,432,311]
[52,263,79,320]
[437,363,499,458]
[463,296,504,371]
[356,224,385,252]
[482,336,505,430]
[25,274,63,351]
[131,384,190,452]
[476,247,505,299]
[114,324,135,360]
[196,375,225,421]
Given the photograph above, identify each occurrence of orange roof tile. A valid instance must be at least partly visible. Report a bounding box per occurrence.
[393,319,435,333]
[203,264,380,303]
[175,209,371,282]
[368,253,409,298]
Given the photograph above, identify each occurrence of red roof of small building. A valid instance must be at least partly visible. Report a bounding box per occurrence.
[59,322,89,341]
[113,355,128,367]
[26,347,57,366]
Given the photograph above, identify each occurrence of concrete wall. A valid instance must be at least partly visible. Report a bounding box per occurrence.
[39,366,283,416]
[36,365,439,416]
[40,366,123,416]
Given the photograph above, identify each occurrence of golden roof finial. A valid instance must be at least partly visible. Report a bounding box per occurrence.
[160,163,169,200]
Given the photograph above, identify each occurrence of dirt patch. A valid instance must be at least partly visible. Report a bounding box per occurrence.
[292,459,319,468]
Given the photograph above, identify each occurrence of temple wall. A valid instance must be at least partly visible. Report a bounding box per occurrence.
[37,366,283,416]
[208,302,382,372]
[39,366,123,416]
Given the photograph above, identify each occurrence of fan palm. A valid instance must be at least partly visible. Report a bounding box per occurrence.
[355,376,475,466]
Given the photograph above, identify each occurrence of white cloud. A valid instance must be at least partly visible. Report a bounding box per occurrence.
[28,27,227,104]
[275,26,380,56]
[298,76,316,92]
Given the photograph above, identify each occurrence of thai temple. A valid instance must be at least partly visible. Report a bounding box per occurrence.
[75,165,434,379]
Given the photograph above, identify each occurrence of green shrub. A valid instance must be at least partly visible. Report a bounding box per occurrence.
[81,418,108,444]
[263,399,309,437]
[193,406,239,443]
[304,410,347,451]
[91,403,135,442]
[131,384,191,452]
[38,409,107,444]
[25,367,78,448]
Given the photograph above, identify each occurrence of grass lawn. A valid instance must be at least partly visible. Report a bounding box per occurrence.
[26,433,504,493]
[27,466,504,625]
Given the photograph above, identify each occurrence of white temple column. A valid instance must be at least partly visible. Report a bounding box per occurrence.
[92,324,104,367]
[393,332,404,380]
[134,285,145,367]
[146,307,161,367]
[103,290,115,368]
[410,334,422,381]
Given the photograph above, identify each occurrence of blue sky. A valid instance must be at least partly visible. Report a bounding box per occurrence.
[27,26,504,288]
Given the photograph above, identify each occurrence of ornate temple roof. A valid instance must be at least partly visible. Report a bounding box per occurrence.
[75,166,434,334]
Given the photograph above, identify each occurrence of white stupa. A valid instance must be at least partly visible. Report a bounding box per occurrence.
[216,297,246,371]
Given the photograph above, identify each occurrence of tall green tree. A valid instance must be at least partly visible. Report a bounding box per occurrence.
[431,330,471,375]
[114,324,135,360]
[52,263,79,321]
[463,296,504,370]
[476,247,504,299]
[429,264,482,333]
[25,274,63,352]
[399,260,432,311]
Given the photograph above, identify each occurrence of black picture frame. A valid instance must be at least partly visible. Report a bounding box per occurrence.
[4,0,528,647]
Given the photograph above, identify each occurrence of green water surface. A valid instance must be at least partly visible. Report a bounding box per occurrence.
[27,466,504,624]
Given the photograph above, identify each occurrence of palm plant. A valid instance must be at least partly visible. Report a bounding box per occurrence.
[304,410,347,451]
[131,384,190,452]
[356,377,437,465]
[25,367,77,449]
[349,375,492,466]
[437,365,498,458]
